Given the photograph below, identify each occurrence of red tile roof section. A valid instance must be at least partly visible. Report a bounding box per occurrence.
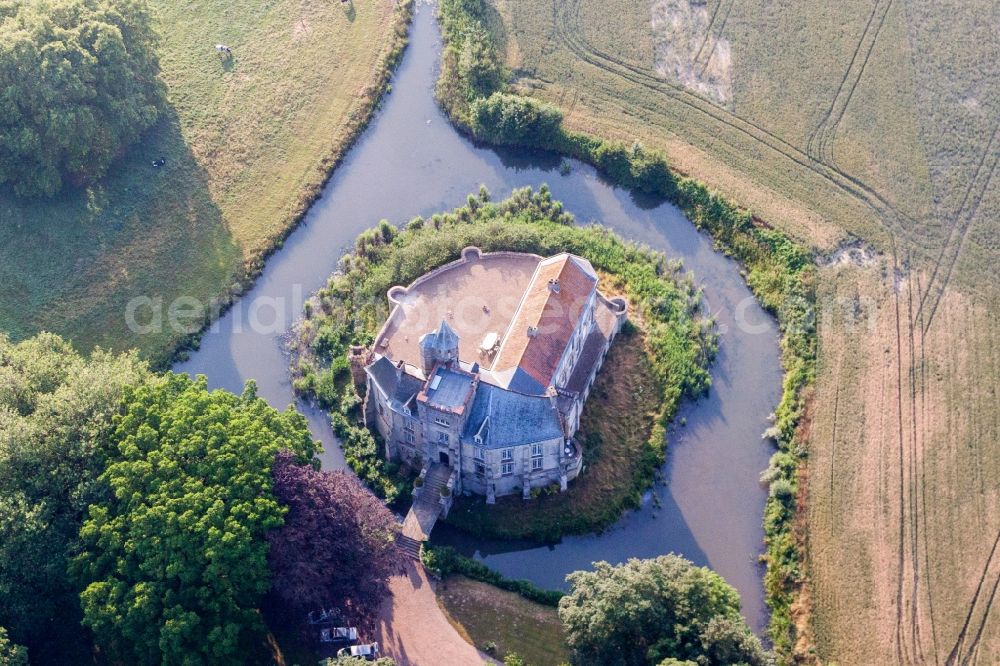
[491,254,597,388]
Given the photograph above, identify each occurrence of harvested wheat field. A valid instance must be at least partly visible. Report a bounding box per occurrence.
[807,257,1000,664]
[483,0,1000,661]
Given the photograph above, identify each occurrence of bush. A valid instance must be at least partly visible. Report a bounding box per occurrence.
[0,0,166,197]
[503,653,526,666]
[470,93,563,147]
[437,0,506,118]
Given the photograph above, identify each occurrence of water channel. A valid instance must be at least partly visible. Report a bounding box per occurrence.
[175,0,782,631]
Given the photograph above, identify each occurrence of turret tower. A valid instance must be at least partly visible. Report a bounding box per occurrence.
[419,320,460,374]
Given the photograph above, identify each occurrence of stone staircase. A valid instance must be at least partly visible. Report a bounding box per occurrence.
[396,534,422,560]
[419,463,452,502]
[399,463,453,552]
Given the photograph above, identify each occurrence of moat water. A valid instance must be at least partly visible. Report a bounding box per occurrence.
[175,1,781,632]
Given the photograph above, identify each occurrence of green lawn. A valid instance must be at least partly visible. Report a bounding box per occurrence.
[0,0,407,365]
[436,575,570,666]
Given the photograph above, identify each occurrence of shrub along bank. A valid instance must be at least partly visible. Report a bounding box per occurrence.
[435,0,816,658]
[420,543,564,607]
[290,185,716,530]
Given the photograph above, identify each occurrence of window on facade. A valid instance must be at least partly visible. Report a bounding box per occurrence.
[404,429,415,444]
[531,457,543,471]
[474,447,485,461]
[434,416,450,427]
[531,443,542,458]
[438,432,449,443]
[501,448,513,461]
[501,462,514,476]
[475,463,486,476]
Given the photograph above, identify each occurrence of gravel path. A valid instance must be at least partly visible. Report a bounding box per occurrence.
[376,561,496,665]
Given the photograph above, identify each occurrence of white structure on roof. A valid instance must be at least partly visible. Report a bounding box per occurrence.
[363,247,627,502]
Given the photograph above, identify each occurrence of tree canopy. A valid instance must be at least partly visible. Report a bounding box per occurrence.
[0,627,27,666]
[72,374,316,665]
[558,555,770,666]
[0,0,165,197]
[0,333,149,661]
[267,450,404,622]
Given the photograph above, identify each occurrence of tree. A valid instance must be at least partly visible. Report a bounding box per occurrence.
[72,374,316,665]
[0,0,165,197]
[0,627,27,666]
[267,450,404,622]
[0,333,149,661]
[558,555,770,666]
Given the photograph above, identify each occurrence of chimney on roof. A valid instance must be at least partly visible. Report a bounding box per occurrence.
[527,326,539,338]
[395,359,404,381]
[547,278,560,293]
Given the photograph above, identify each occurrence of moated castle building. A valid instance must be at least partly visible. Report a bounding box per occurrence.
[361,247,626,502]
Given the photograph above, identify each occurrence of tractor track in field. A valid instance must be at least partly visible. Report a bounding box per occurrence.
[692,0,727,65]
[696,0,735,78]
[889,240,936,665]
[890,241,908,665]
[828,360,841,506]
[917,122,999,334]
[904,254,933,664]
[552,0,921,246]
[914,269,941,664]
[945,530,1000,665]
[806,0,893,165]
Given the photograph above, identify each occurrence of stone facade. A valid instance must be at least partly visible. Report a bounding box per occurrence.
[363,248,626,501]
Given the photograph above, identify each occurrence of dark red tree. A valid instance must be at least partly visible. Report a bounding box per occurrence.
[267,450,404,625]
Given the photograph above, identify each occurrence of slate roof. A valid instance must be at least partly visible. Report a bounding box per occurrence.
[489,365,546,395]
[564,297,620,394]
[461,382,564,449]
[419,366,475,414]
[564,326,609,395]
[491,254,597,390]
[367,356,424,406]
[420,320,460,357]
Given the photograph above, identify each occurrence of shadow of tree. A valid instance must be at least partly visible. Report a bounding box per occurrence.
[0,104,239,363]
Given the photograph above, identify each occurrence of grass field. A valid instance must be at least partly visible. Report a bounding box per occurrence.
[480,0,1000,662]
[0,0,406,364]
[435,575,570,666]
